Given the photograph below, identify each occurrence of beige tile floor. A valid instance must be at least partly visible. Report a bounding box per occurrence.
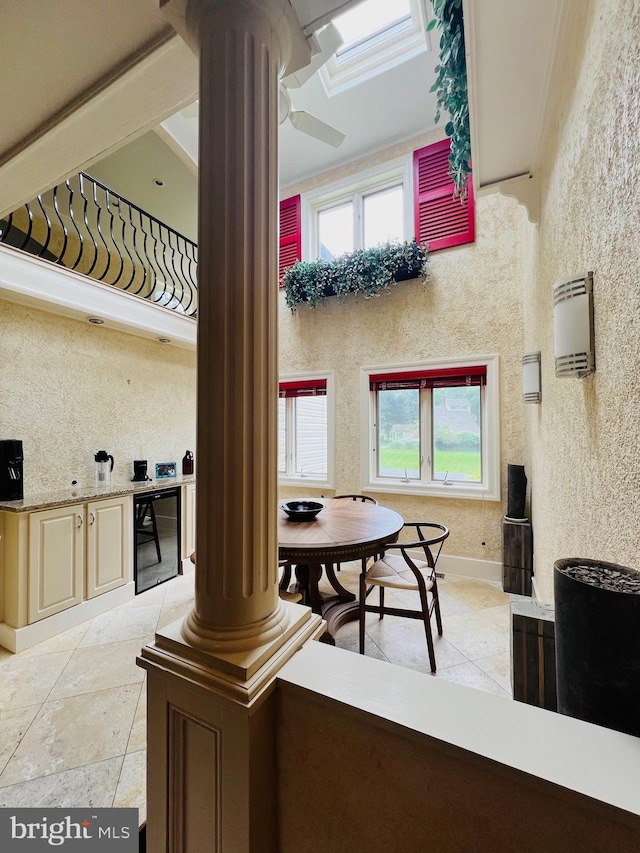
[0,566,512,821]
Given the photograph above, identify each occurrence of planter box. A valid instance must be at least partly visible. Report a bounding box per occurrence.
[511,598,556,711]
[555,558,640,736]
[502,518,533,596]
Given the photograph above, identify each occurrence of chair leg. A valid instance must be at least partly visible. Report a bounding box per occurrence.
[379,586,385,619]
[359,573,366,655]
[419,585,437,673]
[433,578,443,636]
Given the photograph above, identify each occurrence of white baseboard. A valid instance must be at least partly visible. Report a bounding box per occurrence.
[405,550,502,582]
[181,556,195,574]
[0,582,135,653]
[532,575,543,602]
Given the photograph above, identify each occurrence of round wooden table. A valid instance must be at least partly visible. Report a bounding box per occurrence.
[278,499,403,641]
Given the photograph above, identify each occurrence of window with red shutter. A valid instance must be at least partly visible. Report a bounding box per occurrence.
[362,357,500,501]
[413,139,474,252]
[278,374,333,485]
[279,195,301,286]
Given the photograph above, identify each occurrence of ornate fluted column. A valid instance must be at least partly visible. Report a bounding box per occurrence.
[182,0,288,651]
[138,2,322,849]
[154,0,319,671]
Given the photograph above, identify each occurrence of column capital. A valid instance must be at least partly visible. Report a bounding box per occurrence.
[161,0,311,76]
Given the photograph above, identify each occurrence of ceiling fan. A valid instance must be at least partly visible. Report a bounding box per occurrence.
[181,23,345,148]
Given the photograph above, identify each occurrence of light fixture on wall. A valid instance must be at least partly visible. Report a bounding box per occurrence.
[553,271,595,377]
[522,352,541,403]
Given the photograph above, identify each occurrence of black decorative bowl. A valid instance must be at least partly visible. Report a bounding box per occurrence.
[281,500,324,521]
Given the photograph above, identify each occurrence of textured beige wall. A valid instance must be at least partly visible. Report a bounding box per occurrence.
[277,686,640,852]
[279,131,529,563]
[0,298,196,493]
[521,0,640,602]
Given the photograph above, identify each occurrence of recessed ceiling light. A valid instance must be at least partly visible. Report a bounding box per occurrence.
[154,179,165,187]
[158,337,171,344]
[88,317,105,325]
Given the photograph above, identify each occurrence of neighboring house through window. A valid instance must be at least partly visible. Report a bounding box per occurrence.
[360,356,500,500]
[279,373,334,488]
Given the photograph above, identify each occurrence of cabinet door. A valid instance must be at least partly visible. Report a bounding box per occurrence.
[182,483,196,560]
[86,496,133,598]
[28,504,84,623]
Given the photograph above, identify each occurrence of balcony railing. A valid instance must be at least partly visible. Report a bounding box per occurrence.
[0,173,198,316]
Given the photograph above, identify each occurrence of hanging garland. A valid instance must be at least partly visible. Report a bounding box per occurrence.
[428,0,472,198]
[283,240,429,311]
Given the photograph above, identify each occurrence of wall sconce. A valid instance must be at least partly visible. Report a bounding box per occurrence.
[522,352,541,403]
[553,271,595,377]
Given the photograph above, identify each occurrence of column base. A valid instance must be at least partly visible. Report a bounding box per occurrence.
[137,603,324,853]
[142,599,324,687]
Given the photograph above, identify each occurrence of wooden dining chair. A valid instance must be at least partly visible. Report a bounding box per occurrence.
[278,558,303,603]
[330,495,378,573]
[359,522,449,672]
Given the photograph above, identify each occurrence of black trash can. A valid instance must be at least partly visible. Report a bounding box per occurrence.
[555,558,640,737]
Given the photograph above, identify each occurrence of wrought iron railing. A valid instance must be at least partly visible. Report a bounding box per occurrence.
[0,173,198,316]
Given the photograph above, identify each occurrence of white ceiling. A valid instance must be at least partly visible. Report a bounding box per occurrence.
[160,36,440,190]
[0,0,567,221]
[465,0,567,189]
[0,0,169,163]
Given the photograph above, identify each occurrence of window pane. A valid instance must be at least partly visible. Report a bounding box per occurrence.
[295,396,327,477]
[363,185,404,247]
[278,397,287,473]
[318,203,354,260]
[377,388,419,478]
[334,0,411,50]
[432,387,482,482]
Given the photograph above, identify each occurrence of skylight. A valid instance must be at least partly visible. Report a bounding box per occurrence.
[320,0,428,96]
[333,0,412,59]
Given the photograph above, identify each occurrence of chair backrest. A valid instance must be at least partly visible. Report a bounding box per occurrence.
[332,494,378,504]
[399,522,449,568]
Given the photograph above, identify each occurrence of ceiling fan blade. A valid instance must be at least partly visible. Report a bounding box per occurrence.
[180,101,199,119]
[282,23,343,88]
[289,110,345,148]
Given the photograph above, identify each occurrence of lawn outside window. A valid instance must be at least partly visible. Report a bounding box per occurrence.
[279,372,335,489]
[360,356,501,500]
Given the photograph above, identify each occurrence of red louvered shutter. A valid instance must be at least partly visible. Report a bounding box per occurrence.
[279,195,301,286]
[413,139,474,252]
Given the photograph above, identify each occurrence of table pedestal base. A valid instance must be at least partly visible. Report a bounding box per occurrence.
[283,563,359,645]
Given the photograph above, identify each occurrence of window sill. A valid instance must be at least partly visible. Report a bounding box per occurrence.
[363,480,501,502]
[279,476,333,491]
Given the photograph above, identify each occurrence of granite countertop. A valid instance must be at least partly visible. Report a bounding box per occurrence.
[0,476,196,513]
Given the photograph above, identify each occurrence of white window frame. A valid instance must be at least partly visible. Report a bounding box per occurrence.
[319,0,430,96]
[302,157,414,262]
[360,356,501,501]
[278,371,335,489]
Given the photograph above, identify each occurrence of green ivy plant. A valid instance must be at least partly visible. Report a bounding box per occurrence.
[427,0,471,198]
[283,240,429,311]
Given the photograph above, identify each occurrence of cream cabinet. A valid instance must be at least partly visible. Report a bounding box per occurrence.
[182,483,196,560]
[28,504,85,623]
[86,495,133,598]
[24,495,132,624]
